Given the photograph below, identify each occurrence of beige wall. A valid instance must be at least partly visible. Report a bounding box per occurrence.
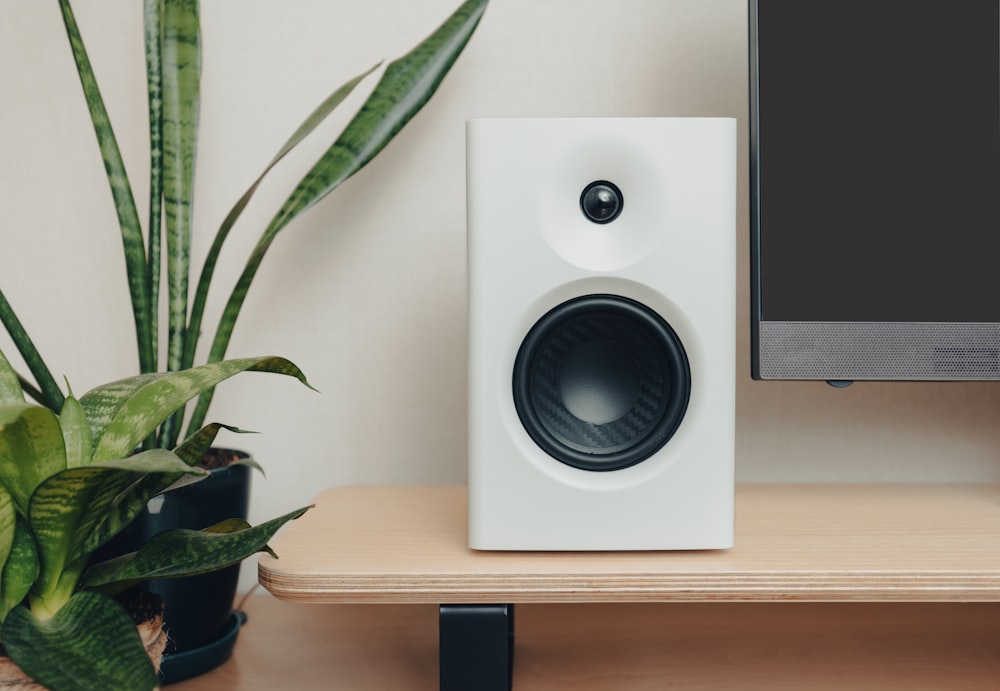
[2,1,999,584]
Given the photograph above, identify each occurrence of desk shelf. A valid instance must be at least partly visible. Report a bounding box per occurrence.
[259,483,1000,603]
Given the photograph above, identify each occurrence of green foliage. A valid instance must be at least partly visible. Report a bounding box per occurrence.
[81,507,310,593]
[0,352,311,690]
[0,0,489,448]
[4,591,160,691]
[0,1,489,687]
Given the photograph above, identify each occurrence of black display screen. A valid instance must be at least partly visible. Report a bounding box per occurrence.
[753,0,1000,323]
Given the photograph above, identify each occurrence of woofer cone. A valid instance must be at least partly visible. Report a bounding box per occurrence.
[513,295,691,471]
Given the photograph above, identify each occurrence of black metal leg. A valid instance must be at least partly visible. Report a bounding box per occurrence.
[439,604,515,691]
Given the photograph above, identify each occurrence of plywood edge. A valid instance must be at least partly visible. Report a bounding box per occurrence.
[259,483,1000,604]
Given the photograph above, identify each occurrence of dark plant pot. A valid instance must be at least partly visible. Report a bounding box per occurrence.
[92,454,251,681]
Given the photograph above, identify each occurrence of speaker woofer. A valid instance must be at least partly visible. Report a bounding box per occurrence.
[513,295,691,471]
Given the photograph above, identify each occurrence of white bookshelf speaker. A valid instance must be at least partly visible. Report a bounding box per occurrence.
[467,117,736,550]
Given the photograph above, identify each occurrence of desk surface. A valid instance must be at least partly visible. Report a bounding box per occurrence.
[258,484,1000,603]
[174,595,1000,690]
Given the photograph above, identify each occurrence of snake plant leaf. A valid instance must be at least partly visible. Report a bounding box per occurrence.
[14,377,45,409]
[83,515,256,590]
[0,296,62,412]
[187,0,488,434]
[162,423,257,490]
[3,590,159,691]
[144,0,164,369]
[162,0,201,376]
[181,60,381,377]
[268,0,488,230]
[82,505,310,593]
[82,452,210,546]
[0,347,23,406]
[29,450,206,607]
[0,516,39,623]
[0,404,66,516]
[57,0,154,374]
[78,356,310,463]
[0,496,21,639]
[201,517,252,534]
[73,422,245,561]
[173,422,263,477]
[0,485,16,581]
[59,394,92,470]
[174,422,249,465]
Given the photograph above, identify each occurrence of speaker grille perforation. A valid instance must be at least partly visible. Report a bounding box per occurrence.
[759,321,1000,380]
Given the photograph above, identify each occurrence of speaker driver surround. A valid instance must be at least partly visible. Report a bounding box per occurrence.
[513,294,691,472]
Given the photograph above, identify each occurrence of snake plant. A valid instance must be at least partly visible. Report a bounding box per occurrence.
[0,0,488,449]
[0,348,311,690]
[0,1,488,687]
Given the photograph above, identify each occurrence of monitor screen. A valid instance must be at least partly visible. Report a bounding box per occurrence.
[750,0,1000,380]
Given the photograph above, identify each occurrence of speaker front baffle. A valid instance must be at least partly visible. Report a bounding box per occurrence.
[466,118,736,551]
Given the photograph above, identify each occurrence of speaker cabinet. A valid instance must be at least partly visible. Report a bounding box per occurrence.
[467,118,736,551]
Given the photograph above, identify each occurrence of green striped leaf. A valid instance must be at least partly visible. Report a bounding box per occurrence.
[58,395,92,470]
[0,484,17,584]
[0,404,66,516]
[4,591,158,691]
[58,0,154,374]
[181,60,380,376]
[28,450,205,604]
[162,0,201,377]
[266,0,488,232]
[0,517,39,623]
[13,377,45,408]
[78,453,210,562]
[82,505,310,592]
[187,0,488,434]
[174,422,247,466]
[144,0,164,373]
[73,422,243,561]
[78,356,311,463]
[0,347,24,405]
[0,294,62,412]
[173,422,263,478]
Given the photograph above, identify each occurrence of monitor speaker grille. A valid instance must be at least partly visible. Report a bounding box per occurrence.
[758,322,1000,380]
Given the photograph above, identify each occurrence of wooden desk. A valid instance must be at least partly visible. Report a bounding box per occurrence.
[228,484,1000,689]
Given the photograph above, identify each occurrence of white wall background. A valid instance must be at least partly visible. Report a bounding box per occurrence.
[3,1,1000,589]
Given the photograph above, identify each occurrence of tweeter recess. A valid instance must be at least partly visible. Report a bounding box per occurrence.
[512,294,691,472]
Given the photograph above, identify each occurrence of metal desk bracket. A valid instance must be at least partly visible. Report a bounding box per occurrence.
[439,604,515,691]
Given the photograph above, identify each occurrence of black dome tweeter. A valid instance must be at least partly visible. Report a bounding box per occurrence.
[580,180,624,224]
[513,295,691,472]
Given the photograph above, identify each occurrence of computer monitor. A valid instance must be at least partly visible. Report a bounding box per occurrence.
[749,0,1000,380]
